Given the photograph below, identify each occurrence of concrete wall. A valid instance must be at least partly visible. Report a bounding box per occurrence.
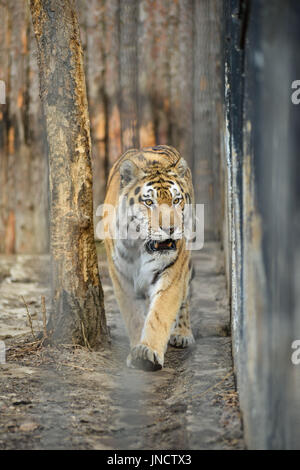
[222,0,300,449]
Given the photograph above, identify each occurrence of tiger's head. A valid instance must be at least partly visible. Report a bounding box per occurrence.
[116,146,194,253]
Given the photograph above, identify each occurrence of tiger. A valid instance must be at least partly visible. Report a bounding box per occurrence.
[103,145,195,371]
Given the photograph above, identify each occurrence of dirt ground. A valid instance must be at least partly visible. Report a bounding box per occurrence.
[0,242,243,450]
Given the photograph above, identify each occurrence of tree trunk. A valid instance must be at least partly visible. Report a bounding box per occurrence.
[154,0,170,145]
[0,0,49,254]
[105,0,122,168]
[193,0,215,238]
[85,0,107,227]
[120,0,139,150]
[137,0,156,148]
[30,0,108,348]
[178,0,194,168]
[168,0,180,149]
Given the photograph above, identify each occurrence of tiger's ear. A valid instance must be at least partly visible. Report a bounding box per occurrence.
[119,159,139,187]
[176,157,188,178]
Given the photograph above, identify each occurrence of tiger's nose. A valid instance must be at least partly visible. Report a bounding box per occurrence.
[160,226,174,236]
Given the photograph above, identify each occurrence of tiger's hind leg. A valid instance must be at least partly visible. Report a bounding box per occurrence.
[169,300,195,348]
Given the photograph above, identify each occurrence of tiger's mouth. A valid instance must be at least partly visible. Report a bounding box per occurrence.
[145,239,177,253]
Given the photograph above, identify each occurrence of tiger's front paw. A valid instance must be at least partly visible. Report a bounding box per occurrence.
[169,333,195,348]
[127,344,163,371]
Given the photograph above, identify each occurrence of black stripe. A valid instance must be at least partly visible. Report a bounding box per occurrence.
[154,288,165,297]
[151,271,160,285]
[151,255,179,285]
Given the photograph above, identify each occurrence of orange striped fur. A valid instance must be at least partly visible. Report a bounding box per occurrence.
[104,145,195,370]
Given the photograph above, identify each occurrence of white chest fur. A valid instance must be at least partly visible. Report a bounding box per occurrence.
[113,238,177,299]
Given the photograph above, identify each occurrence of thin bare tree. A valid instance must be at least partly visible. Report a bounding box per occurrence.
[30,0,108,348]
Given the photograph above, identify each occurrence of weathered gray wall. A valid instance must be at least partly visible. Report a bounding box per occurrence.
[222,0,300,449]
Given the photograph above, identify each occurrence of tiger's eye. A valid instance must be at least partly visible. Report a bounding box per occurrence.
[173,198,181,205]
[145,199,153,206]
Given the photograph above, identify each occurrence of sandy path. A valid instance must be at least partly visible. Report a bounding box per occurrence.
[0,242,243,449]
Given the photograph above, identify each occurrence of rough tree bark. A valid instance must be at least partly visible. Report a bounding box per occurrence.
[178,0,194,168]
[168,0,180,149]
[137,0,156,148]
[105,0,122,168]
[85,0,107,224]
[120,0,139,150]
[0,0,49,254]
[193,0,216,239]
[30,0,108,347]
[154,0,170,145]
